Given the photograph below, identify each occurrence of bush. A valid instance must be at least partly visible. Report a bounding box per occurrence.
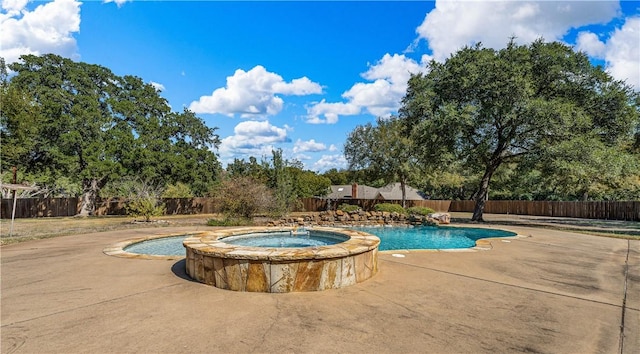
[127,197,166,222]
[210,176,275,219]
[338,203,360,213]
[406,206,435,216]
[374,203,406,214]
[106,177,165,222]
[162,182,193,198]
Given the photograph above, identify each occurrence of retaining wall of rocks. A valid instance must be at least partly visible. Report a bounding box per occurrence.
[268,210,450,227]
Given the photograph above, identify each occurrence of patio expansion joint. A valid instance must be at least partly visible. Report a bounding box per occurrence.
[252,297,283,353]
[381,258,625,310]
[617,239,631,354]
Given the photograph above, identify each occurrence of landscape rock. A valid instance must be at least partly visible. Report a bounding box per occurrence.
[429,212,450,224]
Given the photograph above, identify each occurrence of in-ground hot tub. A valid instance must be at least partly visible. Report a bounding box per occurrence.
[183,227,380,293]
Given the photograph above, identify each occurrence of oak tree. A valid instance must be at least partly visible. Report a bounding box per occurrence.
[1,54,221,215]
[400,39,639,221]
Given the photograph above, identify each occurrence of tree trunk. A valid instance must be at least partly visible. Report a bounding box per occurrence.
[471,164,497,222]
[400,180,407,208]
[77,178,99,217]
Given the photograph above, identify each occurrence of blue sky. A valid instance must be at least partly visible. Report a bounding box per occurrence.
[1,1,639,172]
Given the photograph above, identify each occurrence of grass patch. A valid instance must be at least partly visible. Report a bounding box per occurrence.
[0,214,216,245]
[206,217,253,227]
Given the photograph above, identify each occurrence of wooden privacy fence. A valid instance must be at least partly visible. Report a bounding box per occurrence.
[1,197,638,221]
[0,197,218,219]
[0,197,81,218]
[448,200,640,221]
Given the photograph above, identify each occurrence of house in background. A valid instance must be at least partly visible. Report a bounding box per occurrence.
[327,184,380,200]
[376,182,427,201]
[326,183,427,200]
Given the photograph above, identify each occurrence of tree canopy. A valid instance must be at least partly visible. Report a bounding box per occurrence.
[1,54,221,214]
[400,39,639,220]
[344,116,418,207]
[226,150,331,215]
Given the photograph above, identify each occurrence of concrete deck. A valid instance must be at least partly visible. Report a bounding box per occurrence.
[1,224,638,353]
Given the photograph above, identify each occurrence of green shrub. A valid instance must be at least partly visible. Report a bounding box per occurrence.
[338,203,360,213]
[162,182,193,198]
[406,206,435,216]
[374,203,406,214]
[209,176,275,219]
[127,196,166,222]
[109,178,165,222]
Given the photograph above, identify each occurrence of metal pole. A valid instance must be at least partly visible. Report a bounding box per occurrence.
[9,166,18,236]
[10,190,17,237]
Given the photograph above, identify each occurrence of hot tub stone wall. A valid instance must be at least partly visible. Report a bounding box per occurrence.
[184,227,379,293]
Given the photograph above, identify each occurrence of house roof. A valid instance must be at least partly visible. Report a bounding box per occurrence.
[376,183,427,201]
[326,184,379,199]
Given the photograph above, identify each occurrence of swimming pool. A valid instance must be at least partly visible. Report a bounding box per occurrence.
[123,235,187,256]
[354,226,516,251]
[121,226,516,256]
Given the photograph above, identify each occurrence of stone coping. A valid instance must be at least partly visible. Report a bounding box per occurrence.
[183,226,380,262]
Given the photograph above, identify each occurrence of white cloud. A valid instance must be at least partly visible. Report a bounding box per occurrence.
[189,65,322,118]
[328,144,338,152]
[306,100,360,124]
[294,153,312,161]
[576,32,607,58]
[576,17,640,89]
[103,0,131,7]
[312,154,348,172]
[415,0,620,62]
[293,139,326,154]
[0,0,81,64]
[306,53,428,124]
[1,0,28,14]
[149,81,165,92]
[218,120,291,160]
[603,17,639,89]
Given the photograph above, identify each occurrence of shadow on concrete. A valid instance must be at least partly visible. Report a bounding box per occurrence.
[171,259,196,282]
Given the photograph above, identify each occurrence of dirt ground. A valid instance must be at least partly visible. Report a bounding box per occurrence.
[0,214,217,245]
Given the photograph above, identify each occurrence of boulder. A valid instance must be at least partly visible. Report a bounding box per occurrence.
[429,212,451,224]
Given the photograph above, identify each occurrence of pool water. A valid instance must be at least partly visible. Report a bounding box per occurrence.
[122,226,516,256]
[354,226,516,251]
[221,231,349,248]
[124,236,187,256]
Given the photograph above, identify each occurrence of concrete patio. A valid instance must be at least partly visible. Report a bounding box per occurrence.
[1,223,638,353]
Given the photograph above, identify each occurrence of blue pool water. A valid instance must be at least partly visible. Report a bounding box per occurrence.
[123,226,516,256]
[222,231,349,248]
[354,226,516,251]
[124,236,188,256]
